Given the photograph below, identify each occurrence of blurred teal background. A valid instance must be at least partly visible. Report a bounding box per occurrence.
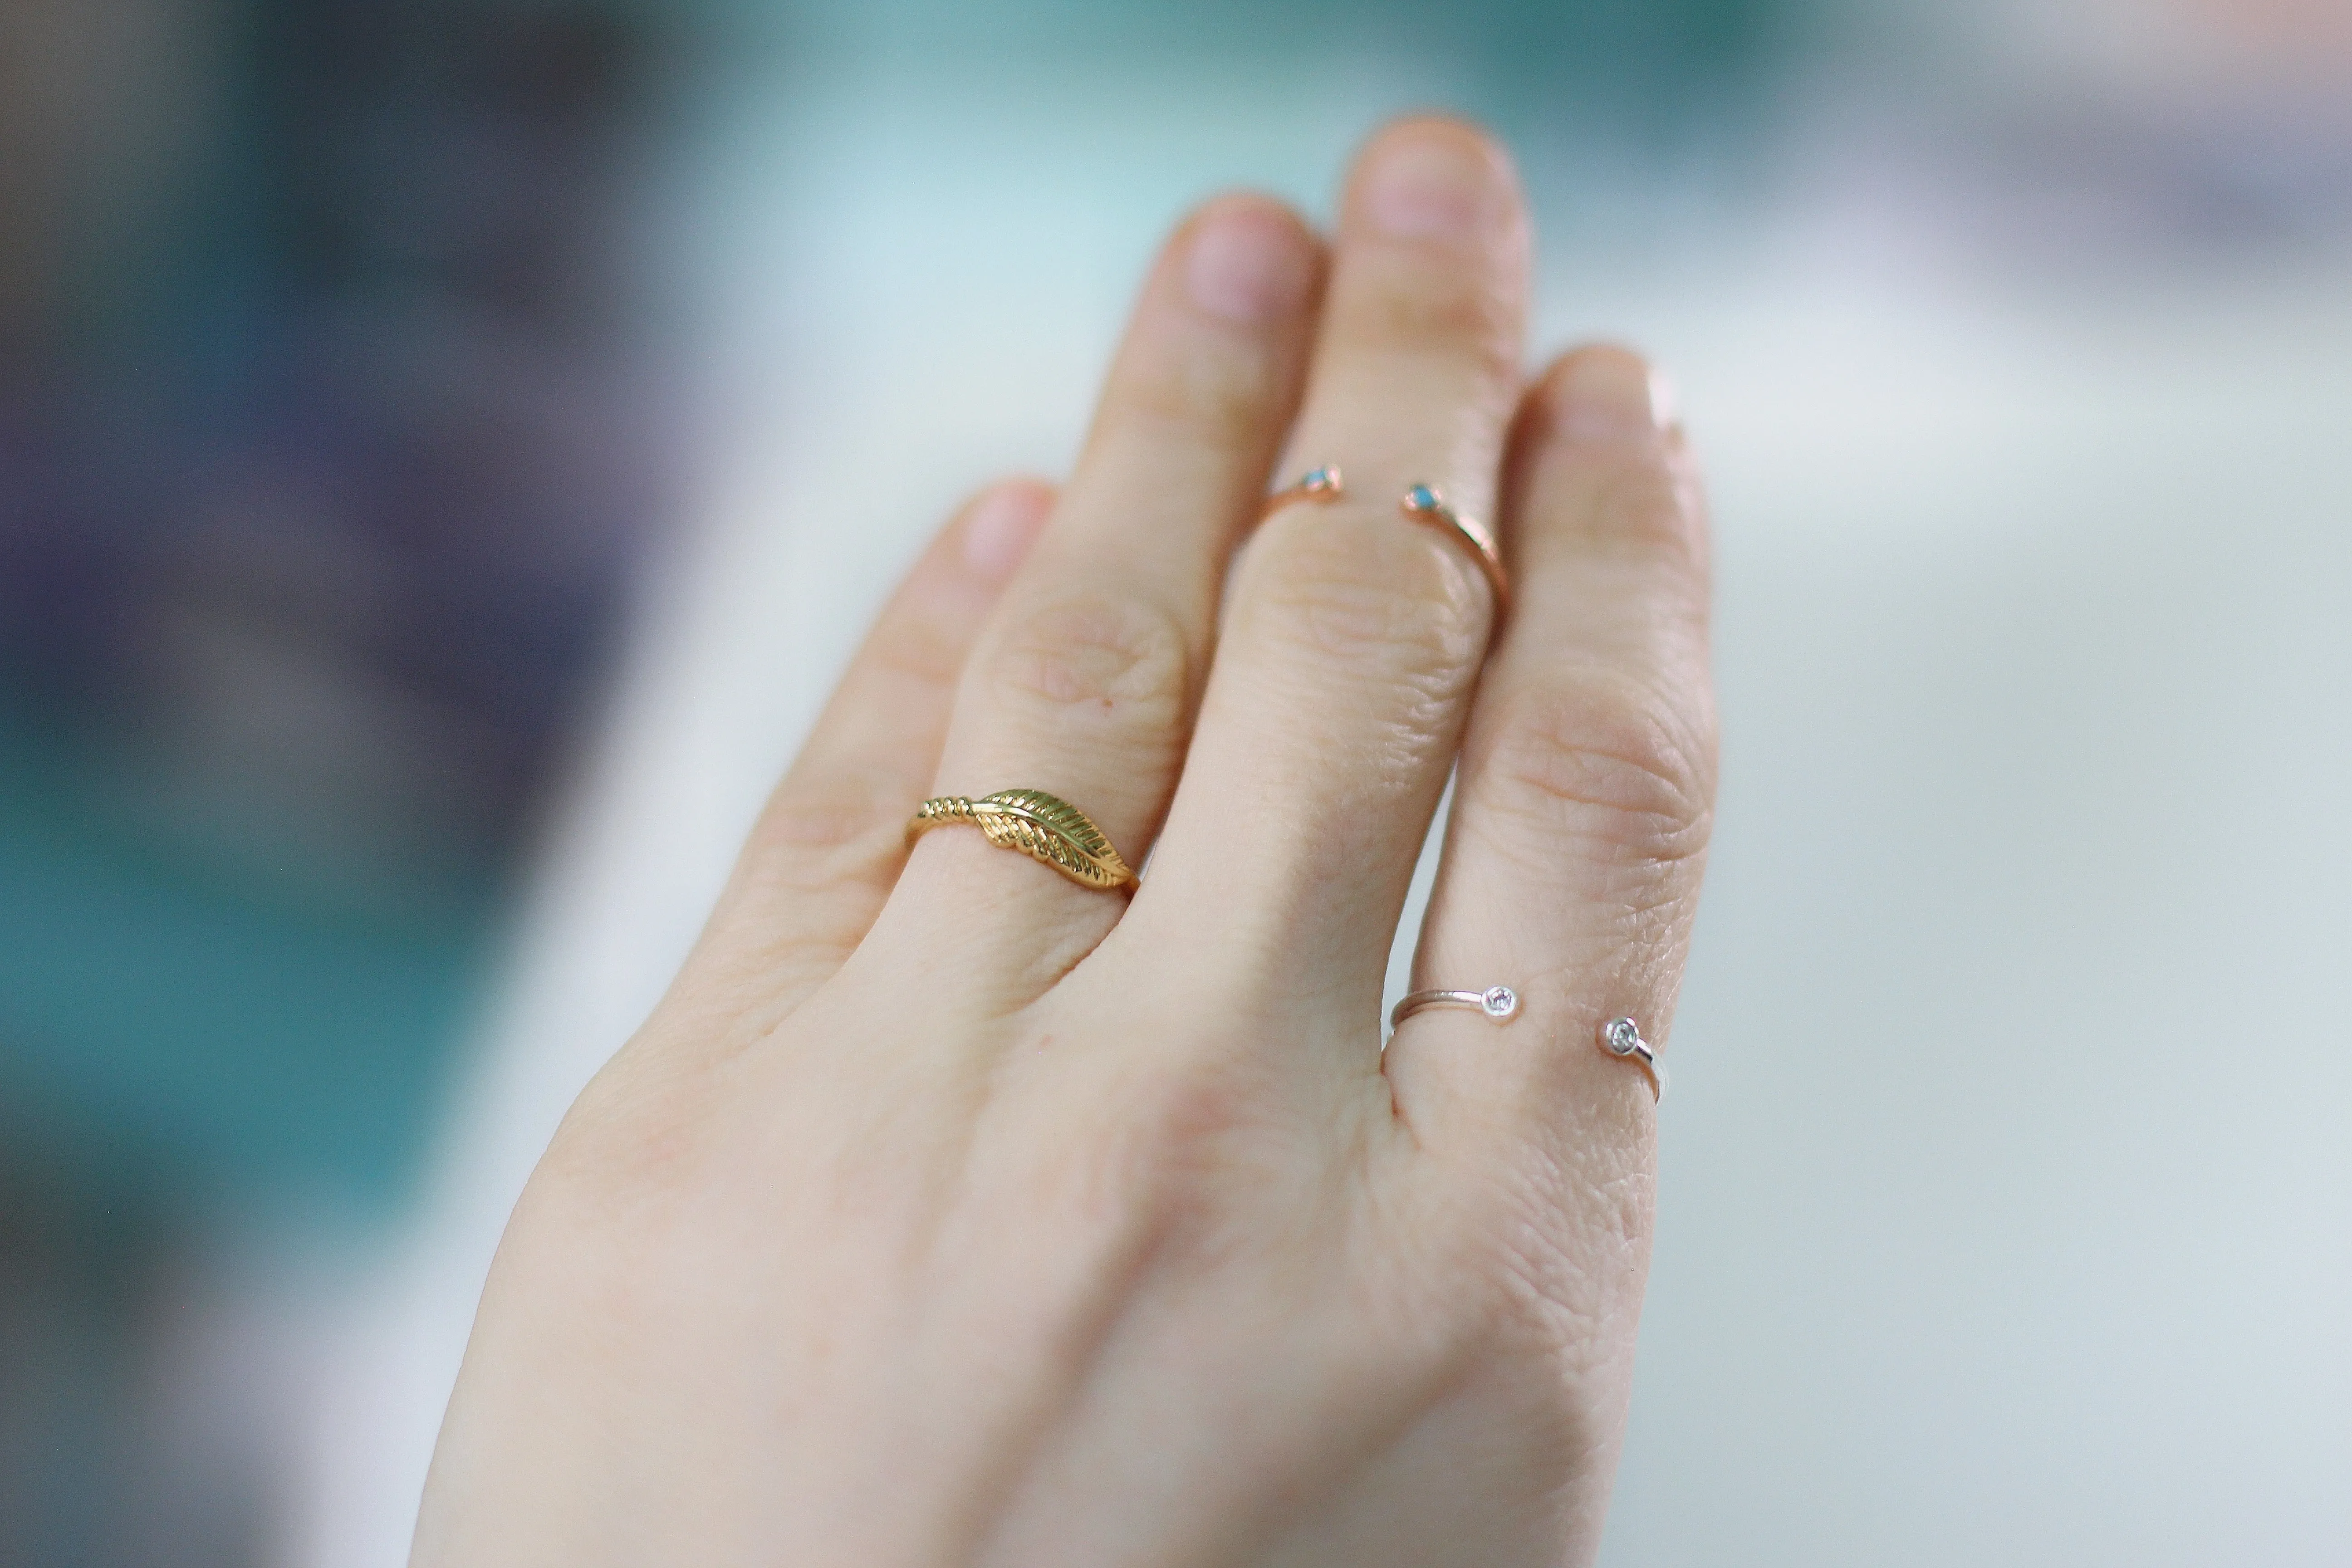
[1,0,671,1216]
[5,0,2350,1564]
[4,3,672,1559]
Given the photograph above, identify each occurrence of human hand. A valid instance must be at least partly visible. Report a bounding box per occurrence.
[413,116,1715,1567]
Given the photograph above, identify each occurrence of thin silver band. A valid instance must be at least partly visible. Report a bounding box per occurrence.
[1390,985,1519,1028]
[1389,991,1667,1106]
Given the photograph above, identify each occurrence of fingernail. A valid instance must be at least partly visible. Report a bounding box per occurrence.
[1363,129,1495,241]
[1186,206,1313,324]
[1553,349,1674,444]
[960,485,1049,583]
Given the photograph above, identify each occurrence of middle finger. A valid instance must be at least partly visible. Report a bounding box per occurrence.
[1135,118,1530,1027]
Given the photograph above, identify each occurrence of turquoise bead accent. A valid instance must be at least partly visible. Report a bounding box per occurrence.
[1405,483,1441,511]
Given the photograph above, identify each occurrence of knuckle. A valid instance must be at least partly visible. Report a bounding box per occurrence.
[1253,517,1484,683]
[536,1054,718,1214]
[998,1055,1307,1343]
[1477,675,1715,871]
[1082,1056,1298,1254]
[1447,1147,1654,1367]
[992,592,1193,729]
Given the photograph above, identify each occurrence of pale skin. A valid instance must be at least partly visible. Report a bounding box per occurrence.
[413,116,1716,1567]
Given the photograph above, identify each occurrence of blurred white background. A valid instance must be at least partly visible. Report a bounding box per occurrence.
[275,1,2352,1563]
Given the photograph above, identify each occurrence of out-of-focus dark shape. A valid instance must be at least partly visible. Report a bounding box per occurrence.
[2,4,678,1562]
[0,0,676,1204]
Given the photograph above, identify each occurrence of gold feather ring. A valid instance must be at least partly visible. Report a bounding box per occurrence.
[908,789,1138,892]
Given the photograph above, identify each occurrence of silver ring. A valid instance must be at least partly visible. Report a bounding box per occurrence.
[1390,985,1519,1028]
[1599,1016,1667,1103]
[1388,991,1668,1105]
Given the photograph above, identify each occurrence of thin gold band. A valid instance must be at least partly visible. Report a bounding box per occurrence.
[909,789,1138,892]
[1399,481,1509,612]
[1261,468,1509,612]
[1259,464,1344,522]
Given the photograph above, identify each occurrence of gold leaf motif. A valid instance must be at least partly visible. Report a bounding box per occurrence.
[907,789,1136,891]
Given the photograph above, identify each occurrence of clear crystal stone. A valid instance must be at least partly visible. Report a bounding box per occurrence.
[1602,1016,1642,1055]
[1481,985,1517,1018]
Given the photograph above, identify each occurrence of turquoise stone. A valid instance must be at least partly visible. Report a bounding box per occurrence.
[1406,483,1440,511]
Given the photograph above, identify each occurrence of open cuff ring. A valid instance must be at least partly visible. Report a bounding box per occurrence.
[1390,989,1667,1104]
[1259,464,1344,521]
[1251,465,1505,611]
[1399,481,1509,612]
[1599,1016,1667,1102]
[1258,470,1510,613]
[1390,985,1520,1026]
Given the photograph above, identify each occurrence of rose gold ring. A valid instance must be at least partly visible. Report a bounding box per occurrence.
[1399,481,1509,612]
[1259,464,1344,522]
